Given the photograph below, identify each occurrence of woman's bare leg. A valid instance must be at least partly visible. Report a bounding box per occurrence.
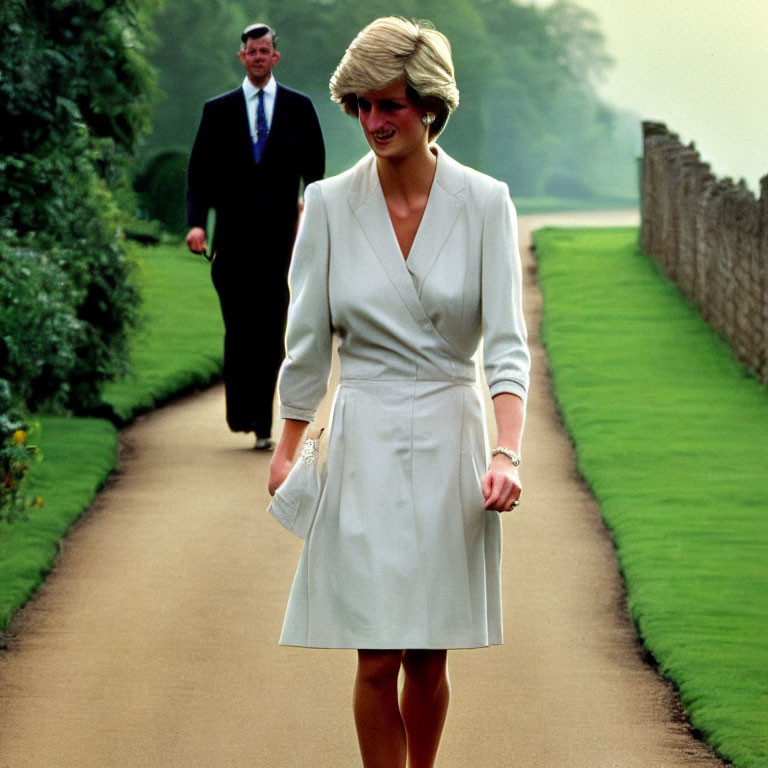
[400,650,450,768]
[354,649,407,768]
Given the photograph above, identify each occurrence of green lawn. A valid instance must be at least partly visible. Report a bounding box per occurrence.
[534,227,768,768]
[102,242,223,424]
[0,417,118,631]
[1,242,222,631]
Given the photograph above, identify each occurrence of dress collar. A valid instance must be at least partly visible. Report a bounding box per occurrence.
[346,145,466,325]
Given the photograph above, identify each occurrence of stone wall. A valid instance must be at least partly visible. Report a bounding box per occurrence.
[641,121,768,381]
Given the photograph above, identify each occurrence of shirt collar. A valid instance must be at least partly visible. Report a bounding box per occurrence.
[242,75,278,100]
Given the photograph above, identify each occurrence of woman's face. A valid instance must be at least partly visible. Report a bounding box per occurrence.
[356,78,429,161]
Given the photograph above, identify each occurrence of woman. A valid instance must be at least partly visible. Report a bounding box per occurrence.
[268,17,530,768]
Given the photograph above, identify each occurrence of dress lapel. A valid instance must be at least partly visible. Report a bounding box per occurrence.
[348,148,465,326]
[349,154,430,326]
[405,147,465,296]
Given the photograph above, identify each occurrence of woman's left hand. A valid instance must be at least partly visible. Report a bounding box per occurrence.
[482,454,522,511]
[268,455,294,496]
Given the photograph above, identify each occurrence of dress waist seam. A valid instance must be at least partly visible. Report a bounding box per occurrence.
[339,377,476,385]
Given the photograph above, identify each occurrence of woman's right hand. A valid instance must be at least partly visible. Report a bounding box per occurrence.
[268,455,293,496]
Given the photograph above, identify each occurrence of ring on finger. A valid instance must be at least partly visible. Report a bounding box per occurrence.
[511,498,521,508]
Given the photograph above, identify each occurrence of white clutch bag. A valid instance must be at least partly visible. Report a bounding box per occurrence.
[268,432,325,539]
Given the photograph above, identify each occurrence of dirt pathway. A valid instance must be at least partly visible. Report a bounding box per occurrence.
[0,212,726,768]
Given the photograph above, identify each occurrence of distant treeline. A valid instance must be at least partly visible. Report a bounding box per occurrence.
[143,0,639,204]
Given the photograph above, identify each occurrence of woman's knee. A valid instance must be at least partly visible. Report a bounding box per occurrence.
[356,649,403,689]
[401,650,448,689]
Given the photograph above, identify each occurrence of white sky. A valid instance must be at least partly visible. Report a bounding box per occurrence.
[533,0,768,194]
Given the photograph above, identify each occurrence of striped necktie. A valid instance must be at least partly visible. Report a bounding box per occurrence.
[253,89,268,163]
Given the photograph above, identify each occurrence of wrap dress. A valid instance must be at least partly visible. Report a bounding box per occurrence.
[277,146,530,649]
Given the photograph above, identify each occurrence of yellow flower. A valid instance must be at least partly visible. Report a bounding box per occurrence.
[35,497,44,508]
[12,429,27,445]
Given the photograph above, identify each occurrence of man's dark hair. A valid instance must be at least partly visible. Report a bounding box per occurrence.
[241,24,277,49]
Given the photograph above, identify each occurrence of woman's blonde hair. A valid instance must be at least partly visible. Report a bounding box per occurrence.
[330,17,459,140]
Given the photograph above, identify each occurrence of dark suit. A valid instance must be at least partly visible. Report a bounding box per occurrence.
[187,83,325,435]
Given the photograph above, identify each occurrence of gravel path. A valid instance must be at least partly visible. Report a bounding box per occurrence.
[0,211,726,767]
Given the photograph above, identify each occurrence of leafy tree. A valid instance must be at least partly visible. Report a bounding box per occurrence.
[0,0,157,413]
[142,0,638,202]
[541,0,613,88]
[142,0,248,157]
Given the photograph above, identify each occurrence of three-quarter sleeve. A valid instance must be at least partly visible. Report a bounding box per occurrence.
[481,181,531,404]
[277,183,333,422]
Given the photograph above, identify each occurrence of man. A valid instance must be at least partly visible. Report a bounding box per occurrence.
[186,24,325,449]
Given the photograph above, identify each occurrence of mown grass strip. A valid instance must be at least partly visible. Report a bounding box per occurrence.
[101,242,223,424]
[514,194,637,215]
[534,227,768,768]
[1,242,223,631]
[0,417,117,631]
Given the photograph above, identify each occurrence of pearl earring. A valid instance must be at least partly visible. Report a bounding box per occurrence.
[422,113,435,126]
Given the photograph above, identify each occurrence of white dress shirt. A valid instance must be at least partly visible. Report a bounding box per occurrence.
[242,75,277,143]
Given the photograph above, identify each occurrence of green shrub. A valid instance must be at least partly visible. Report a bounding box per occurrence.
[0,379,40,523]
[0,243,84,410]
[134,150,189,234]
[0,0,156,414]
[0,194,139,414]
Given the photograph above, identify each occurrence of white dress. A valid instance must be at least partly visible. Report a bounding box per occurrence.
[277,147,530,649]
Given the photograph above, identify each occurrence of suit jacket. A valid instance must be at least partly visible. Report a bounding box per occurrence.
[187,82,325,255]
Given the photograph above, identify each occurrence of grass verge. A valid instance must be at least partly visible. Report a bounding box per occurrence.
[534,226,768,768]
[0,417,117,631]
[101,242,223,424]
[1,242,222,631]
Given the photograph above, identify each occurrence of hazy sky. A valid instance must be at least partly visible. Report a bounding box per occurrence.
[534,0,768,194]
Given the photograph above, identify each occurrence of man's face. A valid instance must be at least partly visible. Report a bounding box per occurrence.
[238,35,280,87]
